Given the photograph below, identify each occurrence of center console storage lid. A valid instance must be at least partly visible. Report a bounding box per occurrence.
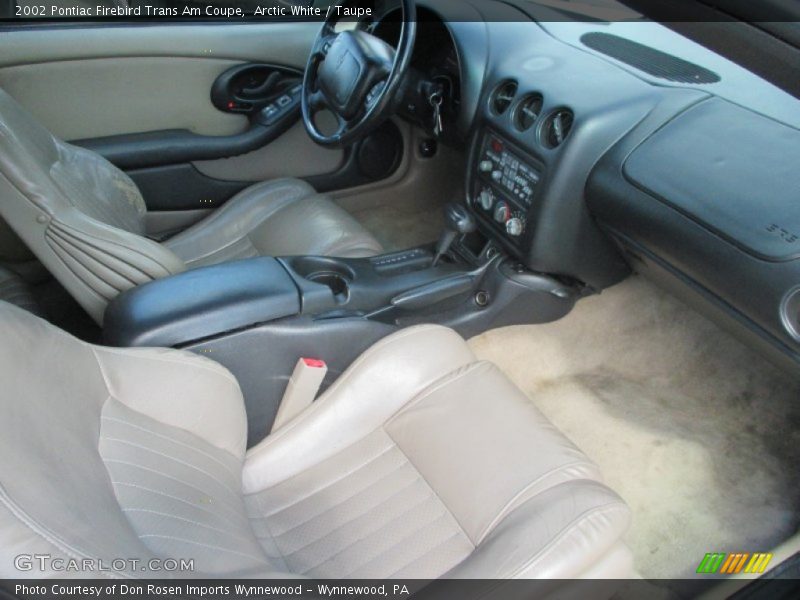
[104,257,300,347]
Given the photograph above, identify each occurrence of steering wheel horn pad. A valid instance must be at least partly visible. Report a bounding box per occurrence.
[318,31,391,121]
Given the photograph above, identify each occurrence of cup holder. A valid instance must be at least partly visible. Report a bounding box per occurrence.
[307,271,350,301]
[288,257,354,303]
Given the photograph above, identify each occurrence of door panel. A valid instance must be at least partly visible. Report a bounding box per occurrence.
[0,57,248,139]
[193,120,345,182]
[0,20,406,246]
[0,22,351,187]
[0,22,318,68]
[0,22,319,140]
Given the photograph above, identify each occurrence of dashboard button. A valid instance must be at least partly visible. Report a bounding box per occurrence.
[506,217,524,236]
[493,201,510,223]
[477,188,494,210]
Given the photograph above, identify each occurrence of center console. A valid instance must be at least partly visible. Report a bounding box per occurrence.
[468,130,545,255]
[103,144,581,446]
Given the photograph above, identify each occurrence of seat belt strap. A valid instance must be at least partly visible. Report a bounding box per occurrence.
[271,357,328,432]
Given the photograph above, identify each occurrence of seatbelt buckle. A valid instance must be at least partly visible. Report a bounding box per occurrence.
[271,357,328,432]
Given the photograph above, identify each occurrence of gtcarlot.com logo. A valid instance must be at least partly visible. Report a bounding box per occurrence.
[14,554,195,573]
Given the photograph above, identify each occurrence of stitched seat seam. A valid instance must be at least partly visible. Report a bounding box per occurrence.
[100,436,239,491]
[101,415,239,478]
[475,461,602,545]
[382,432,476,547]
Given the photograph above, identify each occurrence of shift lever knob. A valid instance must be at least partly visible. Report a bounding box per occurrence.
[444,202,477,235]
[433,203,477,266]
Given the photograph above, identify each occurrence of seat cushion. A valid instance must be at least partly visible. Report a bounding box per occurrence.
[165,178,383,268]
[242,325,633,579]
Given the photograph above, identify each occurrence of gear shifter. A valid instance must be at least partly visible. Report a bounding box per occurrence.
[433,202,477,266]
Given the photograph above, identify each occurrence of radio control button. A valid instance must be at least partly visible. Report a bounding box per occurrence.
[479,160,493,173]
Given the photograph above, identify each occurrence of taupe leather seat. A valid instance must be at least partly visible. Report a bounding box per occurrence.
[0,301,633,579]
[0,88,383,324]
[0,266,41,316]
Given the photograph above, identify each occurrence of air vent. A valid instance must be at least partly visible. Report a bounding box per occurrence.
[581,32,720,84]
[490,80,517,115]
[513,93,544,131]
[541,109,574,148]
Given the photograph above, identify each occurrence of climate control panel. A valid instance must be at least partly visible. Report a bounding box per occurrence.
[470,132,543,246]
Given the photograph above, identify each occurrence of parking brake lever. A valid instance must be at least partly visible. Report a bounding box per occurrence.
[433,202,477,266]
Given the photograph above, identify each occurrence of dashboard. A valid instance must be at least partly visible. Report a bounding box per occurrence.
[359,0,800,372]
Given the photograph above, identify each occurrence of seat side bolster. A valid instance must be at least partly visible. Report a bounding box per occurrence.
[93,345,248,459]
[0,491,106,579]
[445,480,632,579]
[242,325,477,494]
[383,361,604,544]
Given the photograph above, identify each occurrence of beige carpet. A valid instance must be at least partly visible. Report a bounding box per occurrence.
[351,203,444,252]
[469,276,800,579]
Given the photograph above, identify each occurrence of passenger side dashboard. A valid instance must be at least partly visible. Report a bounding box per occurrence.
[588,97,800,372]
[426,1,800,373]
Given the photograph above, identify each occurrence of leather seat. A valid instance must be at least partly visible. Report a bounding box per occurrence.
[163,178,382,270]
[0,266,41,316]
[0,301,633,579]
[0,88,382,324]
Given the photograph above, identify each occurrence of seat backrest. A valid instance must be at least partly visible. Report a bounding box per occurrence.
[0,301,280,578]
[0,88,184,324]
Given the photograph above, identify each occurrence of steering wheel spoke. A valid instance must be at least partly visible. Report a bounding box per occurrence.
[312,29,338,61]
[365,79,388,108]
[308,89,330,112]
[332,111,355,138]
[307,89,352,142]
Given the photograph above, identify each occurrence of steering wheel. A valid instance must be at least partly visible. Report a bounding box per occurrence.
[301,0,417,148]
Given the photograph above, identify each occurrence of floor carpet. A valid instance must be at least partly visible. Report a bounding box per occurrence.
[468,275,800,579]
[351,203,444,252]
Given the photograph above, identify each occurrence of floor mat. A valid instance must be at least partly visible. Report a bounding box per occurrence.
[468,275,800,579]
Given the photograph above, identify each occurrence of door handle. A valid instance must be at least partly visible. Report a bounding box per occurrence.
[240,71,281,99]
[211,63,302,115]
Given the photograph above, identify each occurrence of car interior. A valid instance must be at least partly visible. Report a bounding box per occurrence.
[1,0,799,592]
